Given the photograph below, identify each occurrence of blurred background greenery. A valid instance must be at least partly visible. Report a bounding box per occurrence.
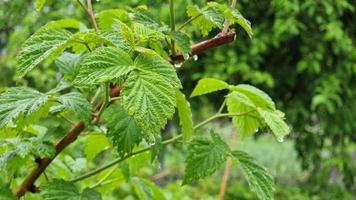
[0,0,355,199]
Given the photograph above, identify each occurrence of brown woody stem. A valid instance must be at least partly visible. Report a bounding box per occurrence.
[170,31,236,62]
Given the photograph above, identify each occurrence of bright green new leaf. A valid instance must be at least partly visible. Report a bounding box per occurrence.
[41,179,102,200]
[169,31,191,54]
[74,47,134,85]
[230,84,275,110]
[103,103,143,157]
[46,18,85,30]
[133,23,165,43]
[183,132,230,184]
[55,92,92,123]
[257,108,290,142]
[207,2,253,38]
[191,78,229,97]
[120,71,176,135]
[226,91,261,138]
[97,9,131,30]
[134,53,181,88]
[0,87,50,129]
[232,150,275,200]
[187,5,224,36]
[35,0,46,11]
[98,31,133,52]
[16,26,74,78]
[176,91,194,142]
[132,177,166,200]
[84,134,110,161]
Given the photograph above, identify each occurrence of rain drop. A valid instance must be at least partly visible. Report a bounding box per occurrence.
[174,63,182,68]
[193,55,198,61]
[277,138,284,143]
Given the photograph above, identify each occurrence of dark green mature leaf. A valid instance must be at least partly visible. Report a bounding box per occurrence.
[232,150,275,200]
[187,5,224,36]
[103,103,142,157]
[16,26,74,78]
[257,108,290,142]
[131,177,166,200]
[176,90,194,142]
[134,54,181,88]
[74,47,134,85]
[0,187,17,200]
[191,78,229,97]
[57,92,92,123]
[121,71,176,135]
[169,31,191,55]
[41,179,102,200]
[183,132,230,184]
[0,87,49,129]
[230,84,275,110]
[226,92,261,138]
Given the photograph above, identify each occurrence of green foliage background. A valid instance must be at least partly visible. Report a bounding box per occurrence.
[0,0,355,199]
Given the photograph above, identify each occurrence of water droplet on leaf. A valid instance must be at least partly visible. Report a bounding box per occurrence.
[193,55,198,61]
[174,63,182,68]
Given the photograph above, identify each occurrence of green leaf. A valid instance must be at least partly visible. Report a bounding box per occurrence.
[55,52,81,81]
[16,26,74,78]
[183,132,230,184]
[191,78,229,97]
[98,31,133,52]
[230,84,275,110]
[207,2,253,38]
[55,92,92,123]
[46,18,85,30]
[226,92,261,138]
[0,87,50,129]
[120,71,176,135]
[74,47,134,85]
[103,103,142,157]
[84,134,110,161]
[35,0,46,11]
[97,9,131,30]
[81,188,103,200]
[134,53,181,88]
[257,108,290,142]
[232,150,275,200]
[0,187,17,200]
[187,5,224,36]
[169,31,191,55]
[176,90,194,142]
[41,179,102,200]
[132,177,166,200]
[133,23,165,43]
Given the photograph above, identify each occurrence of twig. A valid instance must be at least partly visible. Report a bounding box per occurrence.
[218,130,238,200]
[170,31,236,63]
[70,111,251,183]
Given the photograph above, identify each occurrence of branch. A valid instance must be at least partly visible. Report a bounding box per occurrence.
[15,85,122,197]
[170,31,236,63]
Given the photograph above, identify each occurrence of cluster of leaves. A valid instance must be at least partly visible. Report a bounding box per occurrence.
[0,0,290,199]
